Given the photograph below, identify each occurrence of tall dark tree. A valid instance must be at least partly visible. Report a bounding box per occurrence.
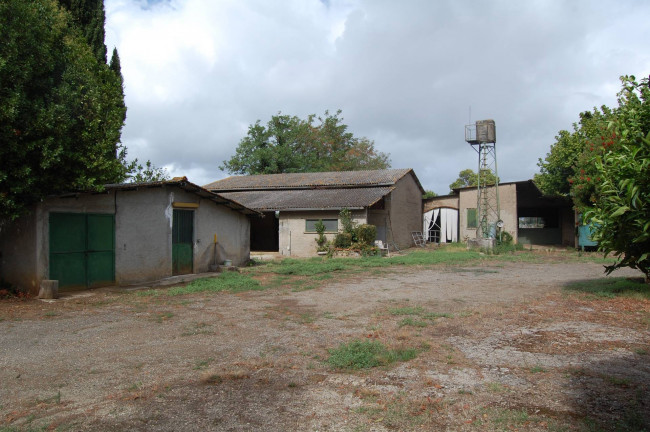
[58,0,107,63]
[0,0,128,222]
[58,0,128,176]
[109,47,126,125]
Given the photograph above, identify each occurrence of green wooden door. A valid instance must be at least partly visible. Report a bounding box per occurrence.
[172,209,194,275]
[86,214,115,287]
[49,213,115,289]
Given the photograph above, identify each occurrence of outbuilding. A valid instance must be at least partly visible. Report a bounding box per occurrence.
[0,177,258,294]
[205,169,425,257]
[423,180,575,246]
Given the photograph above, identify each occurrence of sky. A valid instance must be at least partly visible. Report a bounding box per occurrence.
[104,0,650,195]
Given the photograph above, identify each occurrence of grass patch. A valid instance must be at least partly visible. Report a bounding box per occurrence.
[260,258,350,275]
[564,277,650,299]
[311,273,335,281]
[602,374,631,387]
[389,306,424,316]
[488,407,533,427]
[530,365,546,373]
[137,272,263,297]
[398,317,428,328]
[193,358,213,370]
[422,311,452,320]
[327,339,417,370]
[486,382,506,393]
[299,313,316,324]
[153,311,174,322]
[127,381,143,391]
[255,247,489,278]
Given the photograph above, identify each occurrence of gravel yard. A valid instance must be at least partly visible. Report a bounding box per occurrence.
[1,251,649,431]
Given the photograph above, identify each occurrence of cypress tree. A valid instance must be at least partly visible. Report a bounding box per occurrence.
[58,0,107,64]
[109,47,126,125]
[58,0,127,171]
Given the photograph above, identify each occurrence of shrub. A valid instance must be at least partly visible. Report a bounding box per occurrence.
[498,230,514,246]
[355,224,377,246]
[334,232,353,248]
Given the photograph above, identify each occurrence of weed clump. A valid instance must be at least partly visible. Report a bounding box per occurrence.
[327,339,417,370]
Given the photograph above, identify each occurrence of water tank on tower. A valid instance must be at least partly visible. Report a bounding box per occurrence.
[475,119,496,143]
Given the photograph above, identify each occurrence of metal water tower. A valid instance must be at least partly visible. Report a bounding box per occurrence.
[465,120,500,239]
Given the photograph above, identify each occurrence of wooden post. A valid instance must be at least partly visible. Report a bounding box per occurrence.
[38,280,59,299]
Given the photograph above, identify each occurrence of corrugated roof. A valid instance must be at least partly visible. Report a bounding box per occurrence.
[204,168,416,191]
[218,187,394,211]
[77,177,260,216]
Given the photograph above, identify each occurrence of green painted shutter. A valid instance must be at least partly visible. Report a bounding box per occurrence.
[172,209,194,275]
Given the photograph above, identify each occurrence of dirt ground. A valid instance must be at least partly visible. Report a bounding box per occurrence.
[1,254,649,431]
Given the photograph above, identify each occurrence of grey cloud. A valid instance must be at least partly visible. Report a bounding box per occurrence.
[106,0,650,193]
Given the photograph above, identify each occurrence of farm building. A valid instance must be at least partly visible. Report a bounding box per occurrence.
[0,177,258,294]
[423,180,575,246]
[204,169,425,257]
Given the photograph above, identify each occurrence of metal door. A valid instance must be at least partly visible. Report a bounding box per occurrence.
[49,213,115,289]
[172,209,194,275]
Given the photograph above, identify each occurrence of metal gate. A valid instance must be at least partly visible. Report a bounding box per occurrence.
[49,213,115,289]
[172,209,194,275]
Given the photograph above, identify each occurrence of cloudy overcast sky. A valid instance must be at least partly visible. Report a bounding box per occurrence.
[105,0,650,195]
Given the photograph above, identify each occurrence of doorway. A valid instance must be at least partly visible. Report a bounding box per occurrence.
[172,209,194,275]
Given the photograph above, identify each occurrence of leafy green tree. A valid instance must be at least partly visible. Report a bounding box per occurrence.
[0,0,127,222]
[448,168,498,192]
[127,160,170,183]
[422,190,438,199]
[221,110,390,175]
[535,109,612,197]
[536,75,649,281]
[579,76,650,281]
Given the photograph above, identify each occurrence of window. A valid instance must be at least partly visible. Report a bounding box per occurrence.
[466,208,477,228]
[518,217,545,228]
[305,219,338,233]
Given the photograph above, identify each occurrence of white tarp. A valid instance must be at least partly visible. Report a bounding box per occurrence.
[423,208,458,243]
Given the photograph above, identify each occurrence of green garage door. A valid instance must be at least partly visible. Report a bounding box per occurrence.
[49,213,115,289]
